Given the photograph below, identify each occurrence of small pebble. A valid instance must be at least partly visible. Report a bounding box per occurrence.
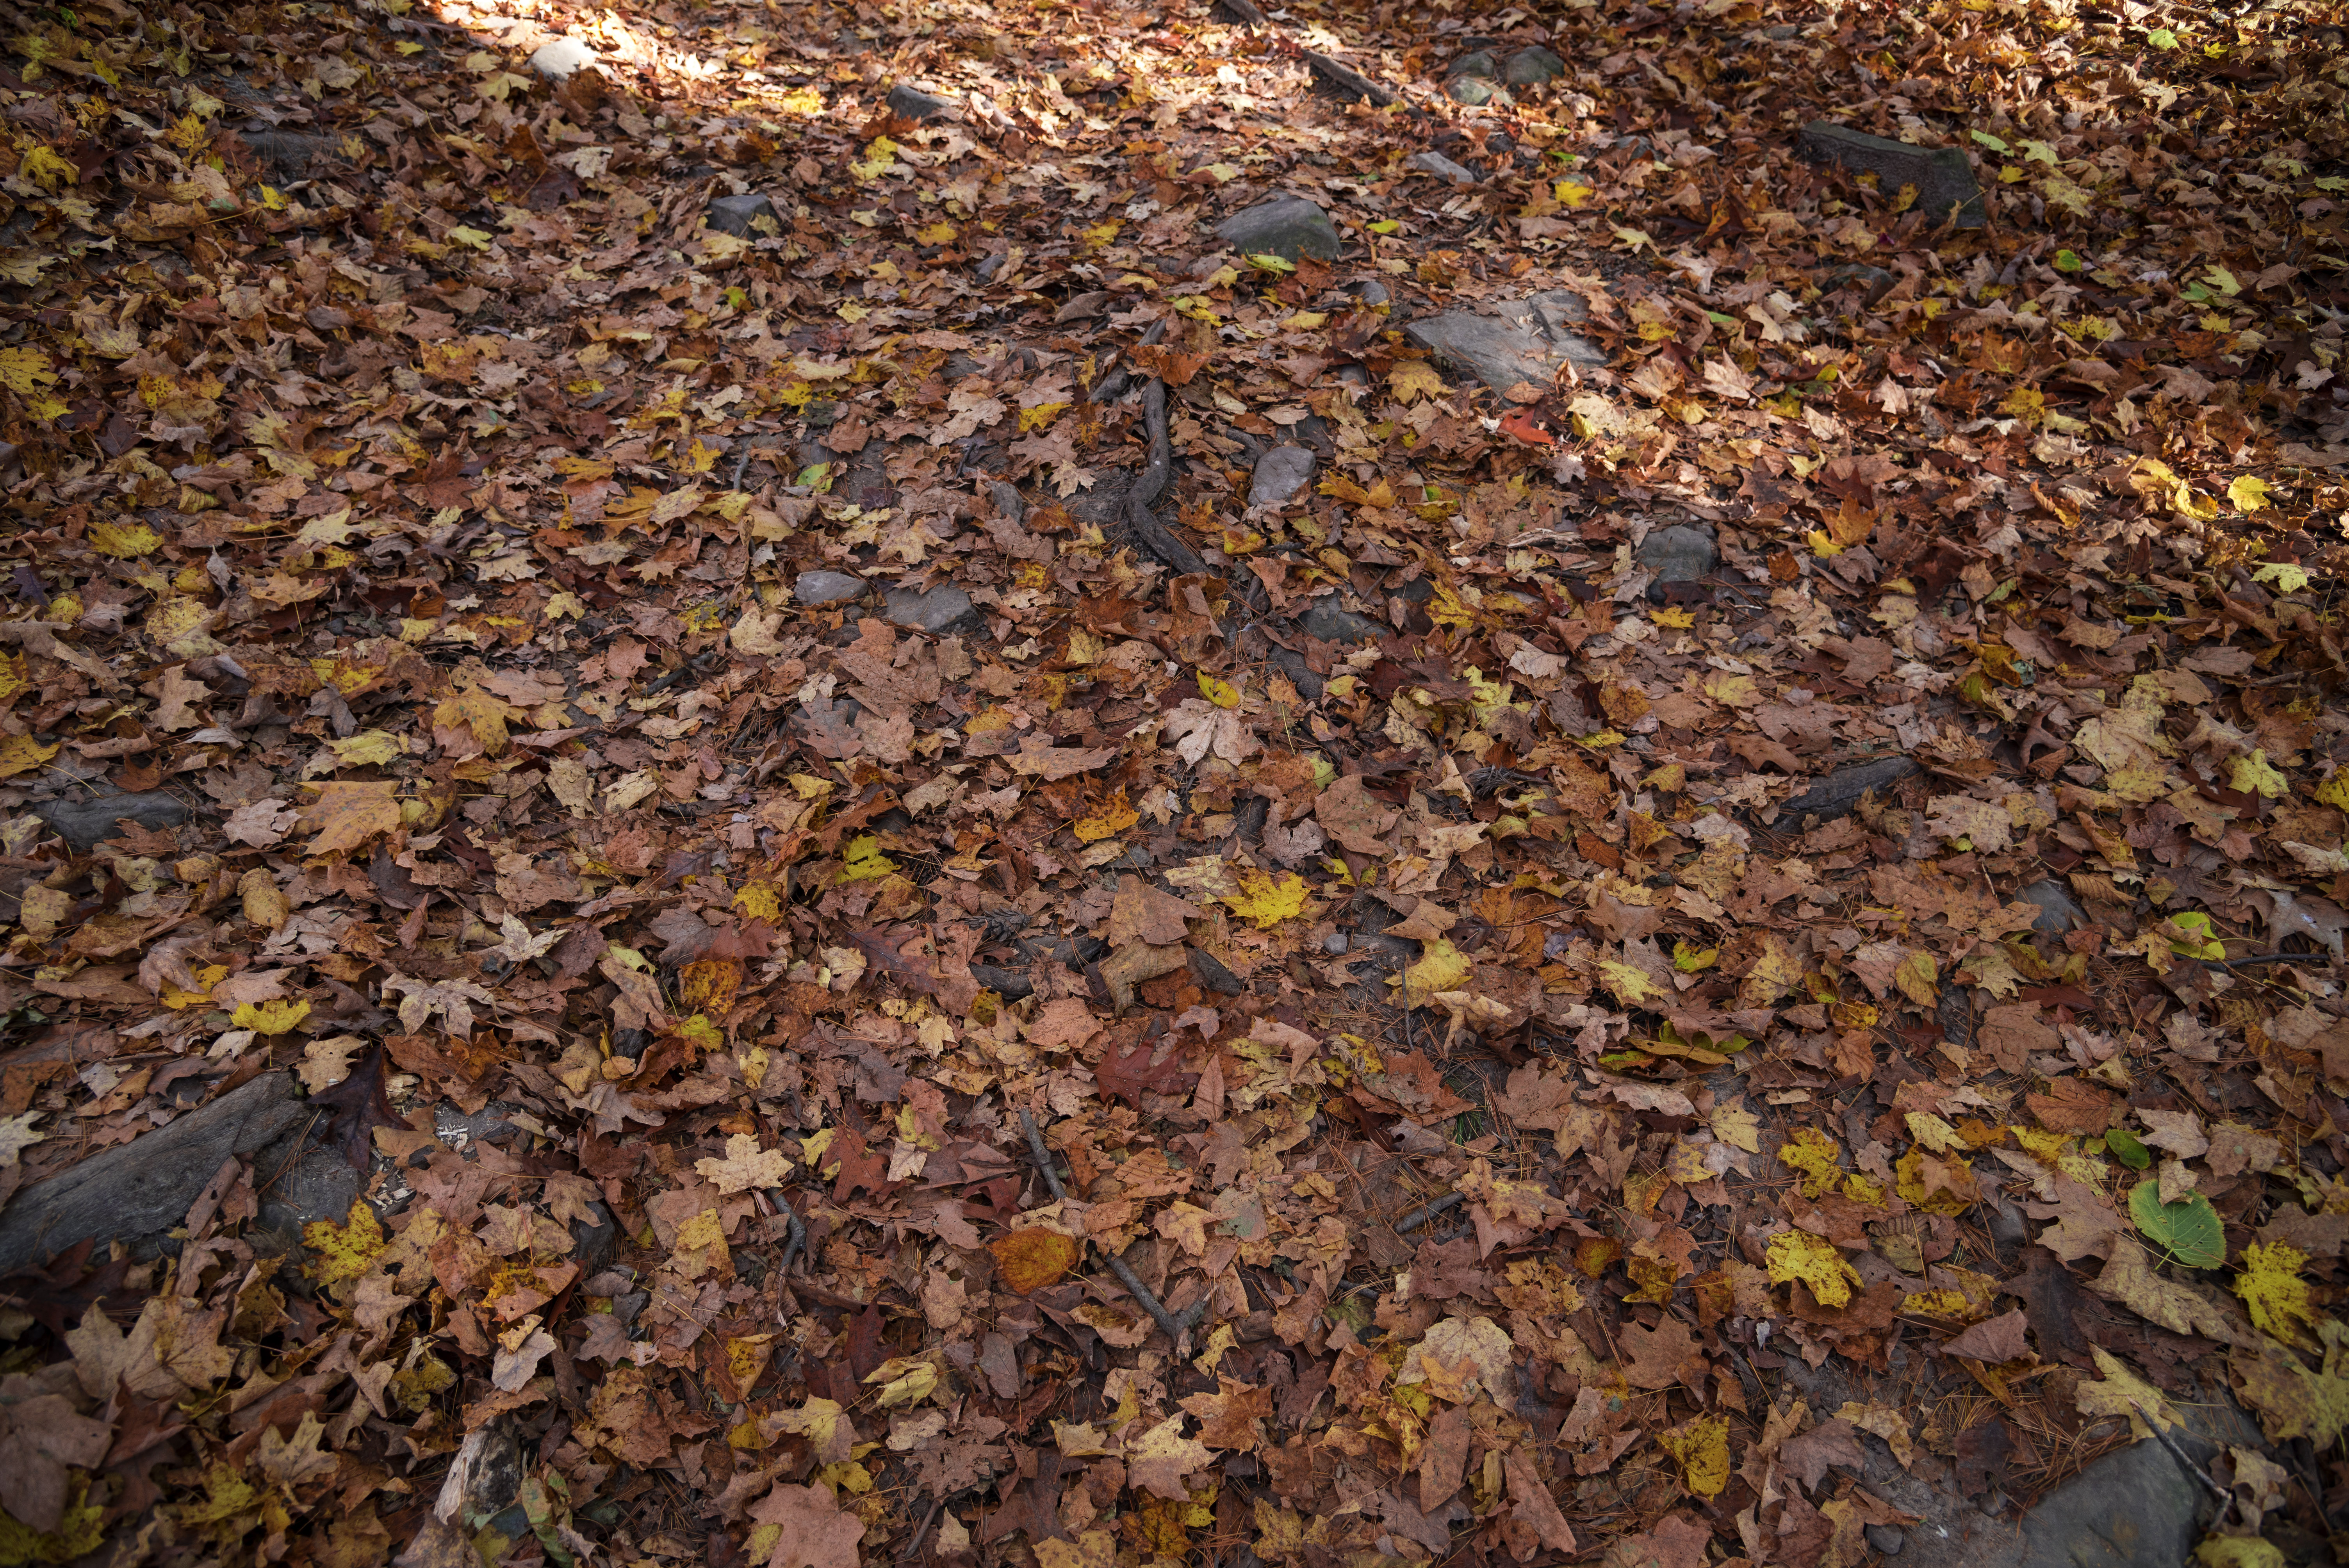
[1324,932,1350,955]
[1863,1524,1904,1556]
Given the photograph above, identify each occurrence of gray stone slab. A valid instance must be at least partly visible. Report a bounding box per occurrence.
[0,1073,307,1275]
[35,790,190,852]
[1638,523,1718,583]
[1446,49,1500,78]
[2019,878,2087,936]
[1780,756,1920,821]
[527,37,599,78]
[886,83,953,120]
[1298,595,1385,645]
[1249,445,1317,509]
[1214,196,1341,264]
[885,584,976,632]
[706,192,779,238]
[795,570,866,607]
[1406,150,1478,186]
[1501,46,1565,86]
[1403,290,1607,395]
[1797,121,1985,230]
[1447,77,1510,106]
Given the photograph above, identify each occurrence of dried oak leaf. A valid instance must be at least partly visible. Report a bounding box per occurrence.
[1942,1308,2032,1363]
[1104,875,1201,948]
[0,1392,112,1533]
[2027,1075,2119,1135]
[748,1481,865,1568]
[298,780,402,857]
[1097,1032,1198,1108]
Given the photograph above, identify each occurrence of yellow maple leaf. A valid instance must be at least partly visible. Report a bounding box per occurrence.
[1597,958,1665,1007]
[2231,749,2288,798]
[1656,1413,1730,1497]
[303,1197,387,1298]
[232,999,311,1036]
[1197,670,1241,709]
[1223,866,1310,929]
[431,686,518,758]
[1396,935,1474,1006]
[734,882,783,921]
[87,519,161,558]
[1767,1230,1861,1308]
[2228,475,2271,512]
[1777,1126,1846,1198]
[0,347,55,395]
[839,835,900,883]
[327,731,404,767]
[1389,360,1446,404]
[0,735,61,779]
[2236,1241,2318,1346]
[1073,788,1140,843]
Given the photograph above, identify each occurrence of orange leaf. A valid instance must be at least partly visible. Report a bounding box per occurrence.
[1499,409,1556,447]
[990,1228,1084,1294]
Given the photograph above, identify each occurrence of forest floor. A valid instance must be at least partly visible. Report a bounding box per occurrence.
[0,0,2345,1565]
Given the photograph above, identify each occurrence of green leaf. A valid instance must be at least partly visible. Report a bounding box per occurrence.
[2145,27,2179,47]
[2128,1180,2225,1269]
[1971,130,2011,152]
[1365,219,1400,235]
[2107,1128,2151,1171]
[2054,249,2085,272]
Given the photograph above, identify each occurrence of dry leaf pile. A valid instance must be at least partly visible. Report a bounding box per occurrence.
[0,0,2345,1564]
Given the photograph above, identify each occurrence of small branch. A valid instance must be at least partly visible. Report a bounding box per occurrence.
[774,1188,809,1278]
[2131,1400,2231,1516]
[1303,50,1395,107]
[1020,1110,1203,1347]
[1392,1191,1464,1233]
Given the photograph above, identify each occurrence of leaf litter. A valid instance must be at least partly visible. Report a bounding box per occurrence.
[0,0,2344,1563]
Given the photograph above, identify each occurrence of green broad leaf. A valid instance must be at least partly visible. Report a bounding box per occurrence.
[1244,251,1296,273]
[2145,27,2179,47]
[2128,1180,2225,1269]
[2107,1128,2151,1171]
[2054,249,2085,271]
[1365,219,1400,234]
[1971,130,2010,152]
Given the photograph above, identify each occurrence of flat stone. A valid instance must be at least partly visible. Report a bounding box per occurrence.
[974,253,1007,283]
[2011,1417,2244,1568]
[884,584,976,632]
[886,83,954,120]
[1501,46,1566,85]
[795,570,866,607]
[986,479,1026,523]
[250,1135,363,1257]
[1403,289,1607,395]
[1864,1525,1905,1557]
[1298,595,1386,646]
[1353,279,1391,308]
[1324,932,1350,955]
[2019,878,2087,936]
[1637,523,1718,583]
[1797,121,1985,230]
[1447,76,1511,106]
[1249,445,1317,508]
[1214,195,1342,264]
[705,191,779,238]
[1406,150,1478,186]
[34,790,191,852]
[527,37,599,78]
[1446,49,1500,78]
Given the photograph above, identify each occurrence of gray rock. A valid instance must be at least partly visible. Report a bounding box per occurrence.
[1353,279,1391,308]
[884,584,976,632]
[705,192,779,238]
[1446,49,1500,78]
[974,253,1007,283]
[1780,757,1920,821]
[1249,446,1317,509]
[527,36,599,78]
[1324,932,1350,955]
[2019,879,2087,937]
[2012,1416,2245,1568]
[0,1073,307,1275]
[1501,46,1566,86]
[1406,150,1478,186]
[1298,595,1386,646]
[251,1135,363,1256]
[1267,646,1325,701]
[1447,77,1511,106]
[986,479,1026,523]
[1797,121,1985,230]
[1864,1525,1905,1557]
[570,1201,617,1272]
[1637,523,1718,583]
[886,83,953,120]
[1404,290,1607,395]
[795,570,866,608]
[432,1101,519,1151]
[34,790,190,852]
[1214,195,1341,264]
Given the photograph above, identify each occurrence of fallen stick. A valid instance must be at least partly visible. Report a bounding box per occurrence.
[1021,1110,1204,1346]
[1303,50,1394,108]
[1392,1192,1464,1233]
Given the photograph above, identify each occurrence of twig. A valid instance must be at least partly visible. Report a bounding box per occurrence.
[2200,951,2333,969]
[1020,1110,1203,1347]
[1392,1191,1464,1233]
[1303,50,1395,107]
[1123,378,1210,577]
[2130,1400,2231,1517]
[774,1188,809,1278]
